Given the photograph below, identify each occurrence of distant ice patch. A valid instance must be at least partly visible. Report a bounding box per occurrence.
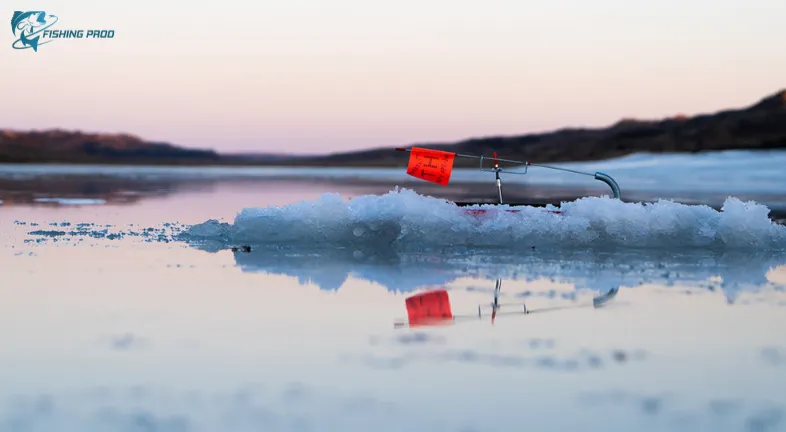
[179,188,786,251]
[34,197,106,205]
[500,150,786,195]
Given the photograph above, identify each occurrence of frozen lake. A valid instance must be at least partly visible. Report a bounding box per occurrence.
[1,154,786,432]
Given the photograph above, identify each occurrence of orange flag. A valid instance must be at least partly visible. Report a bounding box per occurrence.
[406,147,455,186]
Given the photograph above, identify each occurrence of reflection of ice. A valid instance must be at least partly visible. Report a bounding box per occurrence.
[230,247,459,292]
[189,242,786,302]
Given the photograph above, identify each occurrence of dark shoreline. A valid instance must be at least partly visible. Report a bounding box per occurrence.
[2,89,785,166]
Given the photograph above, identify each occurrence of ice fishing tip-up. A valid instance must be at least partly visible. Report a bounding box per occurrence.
[395,147,622,200]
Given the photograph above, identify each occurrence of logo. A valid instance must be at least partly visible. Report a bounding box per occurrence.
[11,11,57,51]
[11,10,115,52]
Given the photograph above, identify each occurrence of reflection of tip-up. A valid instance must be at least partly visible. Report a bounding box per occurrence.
[394,281,621,329]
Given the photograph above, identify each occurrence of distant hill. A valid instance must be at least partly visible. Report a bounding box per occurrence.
[0,129,317,165]
[303,89,786,167]
[1,89,784,166]
[0,130,224,165]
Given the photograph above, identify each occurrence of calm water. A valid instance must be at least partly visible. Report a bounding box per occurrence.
[1,167,786,432]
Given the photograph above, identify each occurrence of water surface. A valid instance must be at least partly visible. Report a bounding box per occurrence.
[1,164,785,432]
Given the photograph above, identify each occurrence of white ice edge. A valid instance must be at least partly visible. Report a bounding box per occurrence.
[180,188,786,251]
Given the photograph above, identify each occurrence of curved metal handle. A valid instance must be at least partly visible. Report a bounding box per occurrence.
[593,172,621,200]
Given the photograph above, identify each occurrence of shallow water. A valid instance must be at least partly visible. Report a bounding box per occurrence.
[1,171,786,432]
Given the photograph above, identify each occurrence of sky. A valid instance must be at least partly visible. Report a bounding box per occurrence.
[2,0,785,155]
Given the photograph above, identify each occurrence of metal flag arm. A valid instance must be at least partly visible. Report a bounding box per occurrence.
[476,281,620,318]
[395,147,622,201]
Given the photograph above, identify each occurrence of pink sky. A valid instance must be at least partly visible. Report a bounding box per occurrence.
[3,0,785,154]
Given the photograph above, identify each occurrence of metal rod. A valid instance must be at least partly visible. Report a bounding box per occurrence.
[493,155,504,204]
[492,278,501,323]
[457,151,598,178]
[528,163,594,177]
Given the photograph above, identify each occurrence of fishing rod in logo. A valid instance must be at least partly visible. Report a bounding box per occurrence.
[11,10,115,52]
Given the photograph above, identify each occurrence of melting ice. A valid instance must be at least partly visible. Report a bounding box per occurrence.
[180,189,786,251]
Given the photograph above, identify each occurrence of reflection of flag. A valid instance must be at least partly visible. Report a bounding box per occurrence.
[405,289,453,327]
[405,147,455,186]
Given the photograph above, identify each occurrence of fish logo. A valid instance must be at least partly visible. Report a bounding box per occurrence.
[11,10,58,51]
